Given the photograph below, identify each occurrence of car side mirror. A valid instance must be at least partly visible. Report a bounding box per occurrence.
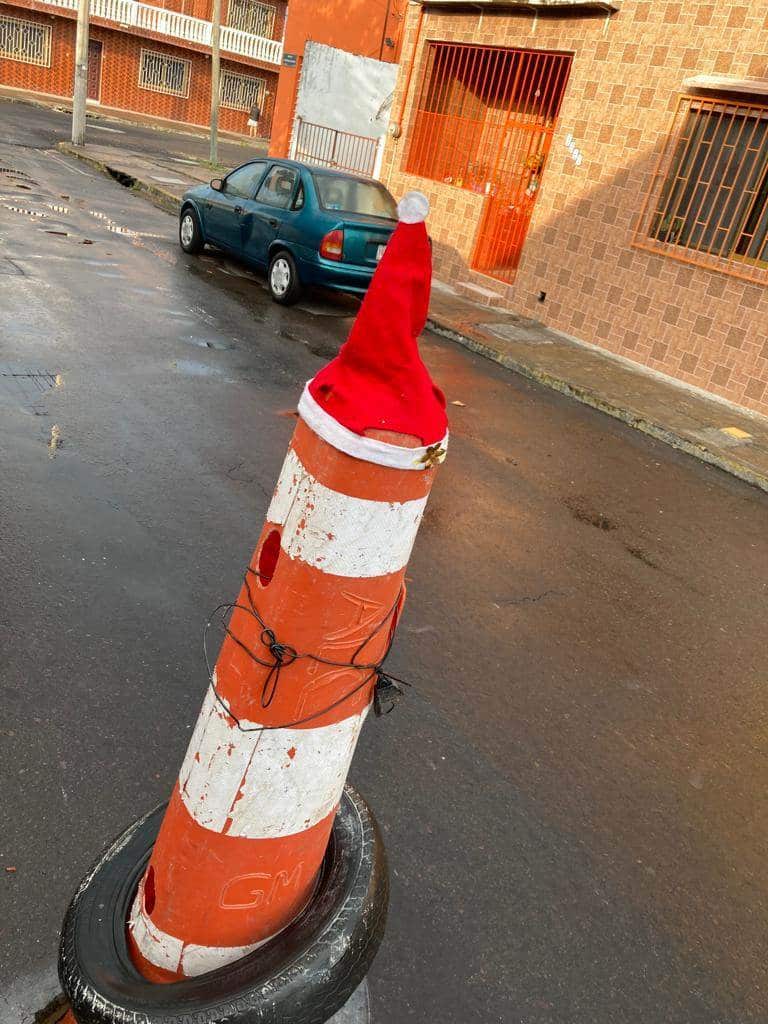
[211,178,224,192]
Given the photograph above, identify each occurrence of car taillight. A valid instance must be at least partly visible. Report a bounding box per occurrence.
[320,228,344,261]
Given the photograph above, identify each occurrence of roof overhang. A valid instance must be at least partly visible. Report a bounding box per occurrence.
[419,0,621,14]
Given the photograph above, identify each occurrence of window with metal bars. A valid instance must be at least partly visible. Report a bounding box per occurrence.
[226,0,275,36]
[635,95,768,283]
[406,42,571,194]
[138,50,191,98]
[220,70,265,113]
[0,15,51,67]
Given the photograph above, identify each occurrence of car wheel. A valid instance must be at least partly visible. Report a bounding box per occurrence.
[179,207,204,254]
[268,251,302,305]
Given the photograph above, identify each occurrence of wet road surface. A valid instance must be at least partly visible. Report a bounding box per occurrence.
[0,95,261,163]
[2,114,768,1024]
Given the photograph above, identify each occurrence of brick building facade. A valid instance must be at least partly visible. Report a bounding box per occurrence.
[382,0,768,417]
[0,0,285,136]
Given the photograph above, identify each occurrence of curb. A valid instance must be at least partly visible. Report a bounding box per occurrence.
[427,316,768,496]
[57,143,182,216]
[3,88,259,146]
[51,140,768,498]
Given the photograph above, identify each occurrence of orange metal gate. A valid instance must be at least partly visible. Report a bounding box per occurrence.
[405,44,572,285]
[471,50,572,283]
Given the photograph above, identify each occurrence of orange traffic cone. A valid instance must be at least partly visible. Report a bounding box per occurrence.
[120,190,449,981]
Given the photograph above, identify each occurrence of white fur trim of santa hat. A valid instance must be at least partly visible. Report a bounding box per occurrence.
[298,384,448,471]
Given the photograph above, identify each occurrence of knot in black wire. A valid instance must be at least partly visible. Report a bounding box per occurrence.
[203,571,412,731]
[260,627,297,668]
[259,627,298,709]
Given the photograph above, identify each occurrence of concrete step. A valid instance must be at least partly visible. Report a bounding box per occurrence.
[455,278,506,307]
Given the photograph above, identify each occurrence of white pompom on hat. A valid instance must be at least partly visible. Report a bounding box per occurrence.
[397,190,430,224]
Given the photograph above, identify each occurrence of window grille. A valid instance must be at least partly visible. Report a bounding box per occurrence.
[0,15,51,67]
[138,50,191,98]
[220,70,265,113]
[406,42,571,194]
[226,0,275,37]
[634,95,768,284]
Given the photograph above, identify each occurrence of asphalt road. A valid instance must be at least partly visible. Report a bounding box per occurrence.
[0,95,262,165]
[2,102,768,1024]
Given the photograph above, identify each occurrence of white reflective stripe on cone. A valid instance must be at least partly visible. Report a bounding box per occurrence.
[178,686,369,838]
[267,447,427,578]
[298,384,449,471]
[128,885,273,976]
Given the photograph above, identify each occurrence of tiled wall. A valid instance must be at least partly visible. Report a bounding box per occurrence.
[382,1,768,417]
[0,2,279,136]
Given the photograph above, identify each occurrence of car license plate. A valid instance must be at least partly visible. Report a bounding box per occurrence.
[376,244,385,261]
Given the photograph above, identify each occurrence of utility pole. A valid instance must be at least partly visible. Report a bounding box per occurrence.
[71,0,89,146]
[209,0,221,166]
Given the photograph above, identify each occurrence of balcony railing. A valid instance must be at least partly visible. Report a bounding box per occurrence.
[43,0,283,63]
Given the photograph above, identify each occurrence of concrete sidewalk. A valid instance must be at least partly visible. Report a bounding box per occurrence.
[58,140,768,495]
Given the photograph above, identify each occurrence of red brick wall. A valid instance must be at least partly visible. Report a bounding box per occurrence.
[0,6,73,96]
[0,5,277,135]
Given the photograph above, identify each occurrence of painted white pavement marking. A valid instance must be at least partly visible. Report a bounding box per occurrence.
[45,152,91,176]
[267,447,427,578]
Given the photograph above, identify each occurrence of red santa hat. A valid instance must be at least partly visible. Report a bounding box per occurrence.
[298,191,449,471]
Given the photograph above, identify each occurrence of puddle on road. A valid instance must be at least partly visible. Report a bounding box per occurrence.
[218,262,259,281]
[189,304,216,326]
[172,359,222,377]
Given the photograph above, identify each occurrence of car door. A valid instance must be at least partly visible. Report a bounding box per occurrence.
[240,164,301,264]
[204,161,267,252]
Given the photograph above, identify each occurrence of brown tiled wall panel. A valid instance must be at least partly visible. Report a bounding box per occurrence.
[383,0,768,417]
[0,3,278,134]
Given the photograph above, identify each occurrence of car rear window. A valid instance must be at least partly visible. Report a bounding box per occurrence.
[313,175,397,220]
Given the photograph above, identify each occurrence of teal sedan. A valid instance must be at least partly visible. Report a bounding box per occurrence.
[178,158,398,305]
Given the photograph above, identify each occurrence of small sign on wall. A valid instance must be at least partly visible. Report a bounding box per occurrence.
[564,133,583,167]
[283,53,298,67]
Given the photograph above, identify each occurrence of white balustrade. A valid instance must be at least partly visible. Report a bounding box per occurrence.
[39,0,281,63]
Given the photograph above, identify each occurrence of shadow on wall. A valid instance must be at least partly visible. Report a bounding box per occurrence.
[412,125,768,416]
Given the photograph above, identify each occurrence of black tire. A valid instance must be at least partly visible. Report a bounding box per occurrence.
[59,786,388,1024]
[268,250,302,305]
[179,207,204,254]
